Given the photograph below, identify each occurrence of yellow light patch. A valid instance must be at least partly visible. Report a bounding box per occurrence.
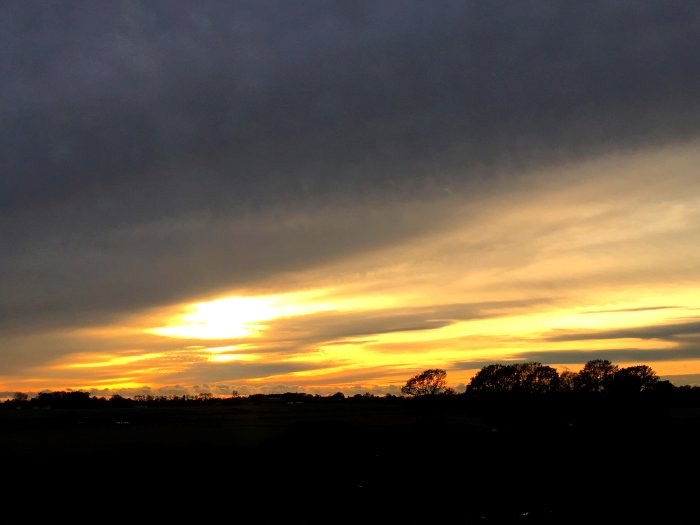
[208,353,259,363]
[148,288,401,340]
[59,352,165,369]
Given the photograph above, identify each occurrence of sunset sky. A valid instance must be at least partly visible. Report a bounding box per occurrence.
[2,1,700,396]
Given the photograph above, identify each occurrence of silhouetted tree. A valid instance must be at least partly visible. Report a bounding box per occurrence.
[13,392,28,402]
[468,363,559,393]
[523,364,560,393]
[558,371,578,391]
[36,392,53,406]
[652,379,675,396]
[575,360,619,392]
[467,364,513,392]
[401,369,448,396]
[351,392,376,401]
[33,391,93,408]
[108,394,132,407]
[613,365,658,394]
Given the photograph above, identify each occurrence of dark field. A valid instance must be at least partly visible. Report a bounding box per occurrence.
[2,398,699,523]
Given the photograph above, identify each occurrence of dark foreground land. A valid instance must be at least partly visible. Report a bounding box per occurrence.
[2,396,699,523]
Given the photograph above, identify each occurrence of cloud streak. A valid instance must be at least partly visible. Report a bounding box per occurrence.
[453,346,700,370]
[547,320,700,342]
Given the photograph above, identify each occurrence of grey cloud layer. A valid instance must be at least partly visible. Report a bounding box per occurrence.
[256,298,554,351]
[453,318,700,369]
[5,2,699,208]
[454,345,700,370]
[547,320,700,341]
[2,1,700,333]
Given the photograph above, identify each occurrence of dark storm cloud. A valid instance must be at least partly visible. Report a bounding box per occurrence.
[2,0,700,331]
[547,319,700,342]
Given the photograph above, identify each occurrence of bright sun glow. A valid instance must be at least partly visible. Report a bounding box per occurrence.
[149,289,400,340]
[151,296,284,339]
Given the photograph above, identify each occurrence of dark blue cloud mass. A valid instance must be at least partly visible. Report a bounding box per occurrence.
[1,0,699,333]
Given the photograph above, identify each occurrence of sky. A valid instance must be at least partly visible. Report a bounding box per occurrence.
[2,1,700,396]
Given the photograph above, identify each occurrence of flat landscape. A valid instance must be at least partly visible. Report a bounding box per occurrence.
[3,397,698,523]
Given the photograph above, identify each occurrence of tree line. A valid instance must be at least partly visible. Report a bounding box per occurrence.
[401,360,670,396]
[1,390,390,409]
[3,359,697,409]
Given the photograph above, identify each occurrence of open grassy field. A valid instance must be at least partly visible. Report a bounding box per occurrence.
[2,399,698,523]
